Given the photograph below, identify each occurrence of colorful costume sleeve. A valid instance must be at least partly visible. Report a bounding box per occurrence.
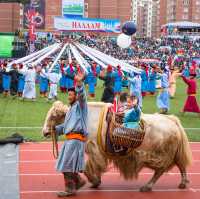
[76,85,87,110]
[182,76,190,85]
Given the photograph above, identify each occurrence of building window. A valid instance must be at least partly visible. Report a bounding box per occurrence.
[183,7,189,12]
[183,0,189,5]
[85,3,88,11]
[183,14,188,20]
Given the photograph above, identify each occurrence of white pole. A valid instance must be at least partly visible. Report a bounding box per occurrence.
[79,44,125,71]
[31,43,61,66]
[70,44,88,74]
[8,43,57,68]
[23,45,56,65]
[80,44,142,73]
[75,43,107,69]
[68,48,72,64]
[49,43,68,72]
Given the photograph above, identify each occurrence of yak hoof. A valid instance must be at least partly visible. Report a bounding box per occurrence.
[178,180,189,189]
[178,183,186,189]
[140,186,152,192]
[90,183,100,189]
[90,180,101,189]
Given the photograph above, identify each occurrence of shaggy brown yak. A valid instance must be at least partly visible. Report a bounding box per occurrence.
[42,101,192,192]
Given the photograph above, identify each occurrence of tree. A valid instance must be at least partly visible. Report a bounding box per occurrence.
[0,0,30,4]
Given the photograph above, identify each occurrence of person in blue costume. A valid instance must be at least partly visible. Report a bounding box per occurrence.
[122,71,129,88]
[113,65,123,95]
[91,62,98,86]
[17,64,25,97]
[123,95,141,129]
[87,66,96,98]
[39,63,49,97]
[128,71,142,108]
[65,63,75,90]
[140,64,149,97]
[147,65,157,95]
[84,72,89,86]
[156,67,170,114]
[96,64,101,77]
[59,60,67,93]
[55,73,88,197]
[2,63,11,97]
[182,64,190,77]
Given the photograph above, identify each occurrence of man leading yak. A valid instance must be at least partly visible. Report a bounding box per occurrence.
[54,72,87,197]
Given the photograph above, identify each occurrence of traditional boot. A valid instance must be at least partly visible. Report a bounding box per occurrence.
[57,172,76,197]
[162,108,168,114]
[74,173,86,190]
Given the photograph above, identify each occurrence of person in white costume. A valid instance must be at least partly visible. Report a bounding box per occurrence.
[19,64,37,101]
[41,67,61,101]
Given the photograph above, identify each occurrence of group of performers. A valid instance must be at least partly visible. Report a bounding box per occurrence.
[0,58,199,115]
[0,57,200,197]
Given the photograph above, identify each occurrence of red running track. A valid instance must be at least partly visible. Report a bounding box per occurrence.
[20,142,200,199]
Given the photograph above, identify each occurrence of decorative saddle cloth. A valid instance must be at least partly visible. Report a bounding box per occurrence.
[105,111,146,155]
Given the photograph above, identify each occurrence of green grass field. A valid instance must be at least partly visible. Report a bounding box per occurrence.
[0,78,200,141]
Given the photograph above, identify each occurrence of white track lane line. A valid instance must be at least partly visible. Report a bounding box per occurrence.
[20,149,200,152]
[20,188,200,194]
[18,172,200,176]
[18,160,200,163]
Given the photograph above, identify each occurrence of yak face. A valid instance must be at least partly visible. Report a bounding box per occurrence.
[42,101,68,137]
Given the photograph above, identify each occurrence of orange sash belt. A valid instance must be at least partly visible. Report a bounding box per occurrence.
[188,94,196,96]
[65,133,87,142]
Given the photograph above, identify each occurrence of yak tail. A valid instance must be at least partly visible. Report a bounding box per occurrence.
[167,115,192,167]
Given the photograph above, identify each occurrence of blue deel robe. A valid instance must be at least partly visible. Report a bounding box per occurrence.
[60,73,66,88]
[113,71,122,93]
[17,74,25,92]
[2,73,11,91]
[39,74,49,93]
[156,72,170,110]
[59,64,67,89]
[123,105,141,129]
[141,70,148,93]
[87,69,96,94]
[66,66,74,89]
[148,71,157,93]
[182,67,190,77]
[55,85,88,173]
[128,75,142,108]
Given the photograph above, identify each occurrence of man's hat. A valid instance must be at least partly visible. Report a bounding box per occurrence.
[68,87,76,93]
[107,65,112,72]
